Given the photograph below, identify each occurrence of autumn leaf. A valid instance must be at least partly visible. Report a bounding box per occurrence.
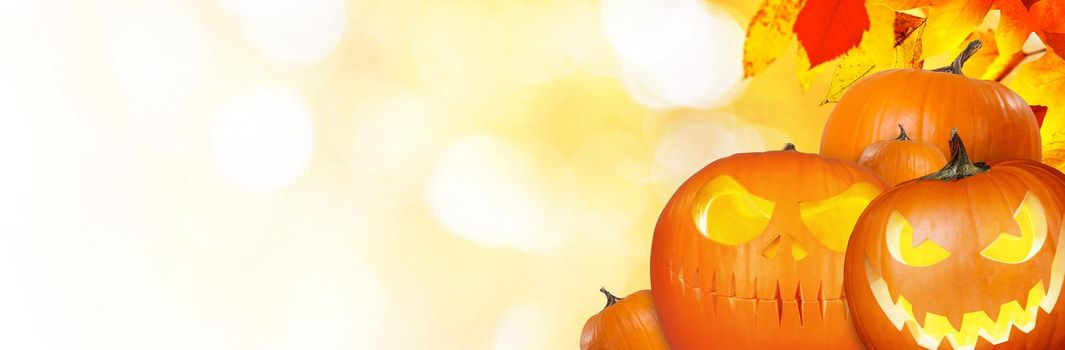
[1032,105,1049,128]
[995,0,1036,54]
[743,0,808,78]
[1030,0,1065,54]
[1010,50,1065,166]
[793,0,871,68]
[873,0,931,10]
[1010,51,1065,116]
[922,0,994,58]
[822,8,924,103]
[796,44,829,91]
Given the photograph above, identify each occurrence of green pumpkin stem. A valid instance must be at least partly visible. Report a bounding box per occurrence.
[600,287,622,309]
[782,143,797,151]
[921,129,989,181]
[895,124,911,141]
[933,40,982,75]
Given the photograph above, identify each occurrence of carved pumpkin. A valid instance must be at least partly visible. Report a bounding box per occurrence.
[845,130,1065,349]
[580,288,670,350]
[650,144,888,349]
[858,124,947,186]
[821,40,1040,164]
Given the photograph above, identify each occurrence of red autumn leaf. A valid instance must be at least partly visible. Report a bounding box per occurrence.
[793,0,871,67]
[1033,105,1049,128]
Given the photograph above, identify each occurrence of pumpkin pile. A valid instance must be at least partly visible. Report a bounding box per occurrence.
[582,40,1065,350]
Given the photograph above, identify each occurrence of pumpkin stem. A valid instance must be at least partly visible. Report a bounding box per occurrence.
[895,124,911,141]
[921,129,989,181]
[782,143,797,151]
[933,40,982,75]
[600,287,622,309]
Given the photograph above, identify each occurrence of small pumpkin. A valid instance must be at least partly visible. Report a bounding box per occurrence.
[845,130,1065,349]
[821,40,1040,164]
[858,124,947,185]
[580,288,669,350]
[650,144,887,349]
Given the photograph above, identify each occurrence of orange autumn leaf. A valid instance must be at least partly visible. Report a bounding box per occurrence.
[874,0,931,10]
[1030,0,1065,54]
[922,0,994,58]
[743,0,807,78]
[996,0,1036,54]
[793,0,871,68]
[822,8,924,103]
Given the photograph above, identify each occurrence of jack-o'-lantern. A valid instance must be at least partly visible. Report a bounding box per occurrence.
[650,144,888,349]
[845,130,1065,349]
[858,124,947,186]
[821,40,1040,164]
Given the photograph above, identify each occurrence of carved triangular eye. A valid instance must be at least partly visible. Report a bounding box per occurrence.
[798,182,881,252]
[691,176,775,245]
[886,210,950,267]
[980,191,1048,264]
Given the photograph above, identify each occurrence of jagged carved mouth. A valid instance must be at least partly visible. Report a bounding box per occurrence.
[864,227,1065,350]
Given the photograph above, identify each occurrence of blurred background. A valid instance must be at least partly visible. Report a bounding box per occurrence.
[0,0,913,348]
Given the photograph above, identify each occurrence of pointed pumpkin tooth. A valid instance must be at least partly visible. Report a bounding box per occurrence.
[920,313,956,345]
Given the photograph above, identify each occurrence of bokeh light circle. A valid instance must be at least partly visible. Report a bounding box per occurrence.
[491,303,555,350]
[426,135,575,254]
[106,3,210,103]
[219,0,347,64]
[602,0,745,108]
[211,86,314,190]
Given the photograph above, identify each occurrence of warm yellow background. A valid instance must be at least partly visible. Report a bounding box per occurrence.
[0,0,993,349]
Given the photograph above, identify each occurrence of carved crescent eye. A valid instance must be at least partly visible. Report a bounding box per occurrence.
[980,191,1048,264]
[691,176,775,245]
[798,182,881,252]
[886,210,950,267]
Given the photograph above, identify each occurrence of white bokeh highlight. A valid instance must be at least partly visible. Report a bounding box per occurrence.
[106,3,211,103]
[219,0,347,64]
[212,87,314,190]
[427,135,575,254]
[491,304,554,350]
[602,0,744,109]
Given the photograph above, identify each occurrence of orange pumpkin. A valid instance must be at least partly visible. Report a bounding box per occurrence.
[580,288,669,350]
[821,40,1040,164]
[845,130,1065,349]
[650,144,887,349]
[858,124,947,185]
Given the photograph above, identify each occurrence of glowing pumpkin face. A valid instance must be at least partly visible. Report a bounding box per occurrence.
[845,132,1065,349]
[650,146,887,349]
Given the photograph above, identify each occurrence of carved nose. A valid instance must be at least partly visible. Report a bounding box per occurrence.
[761,233,808,261]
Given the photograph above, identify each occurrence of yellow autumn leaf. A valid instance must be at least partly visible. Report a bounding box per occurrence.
[823,7,924,103]
[1009,50,1065,157]
[796,44,828,91]
[743,0,807,78]
[922,0,994,58]
[1043,124,1065,171]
